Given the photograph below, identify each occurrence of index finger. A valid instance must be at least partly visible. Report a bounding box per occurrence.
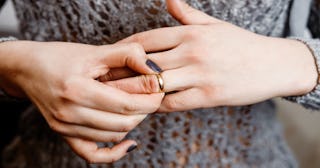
[98,43,154,75]
[117,26,184,52]
[62,77,164,115]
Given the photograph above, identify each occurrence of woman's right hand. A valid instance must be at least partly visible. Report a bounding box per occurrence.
[0,41,164,163]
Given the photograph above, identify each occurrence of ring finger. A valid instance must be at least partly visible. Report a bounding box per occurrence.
[52,119,129,142]
[107,66,198,94]
[52,106,147,132]
[161,67,198,92]
[147,47,187,71]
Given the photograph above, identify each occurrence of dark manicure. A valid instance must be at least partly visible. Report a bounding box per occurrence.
[146,59,162,73]
[126,145,137,153]
[165,91,178,95]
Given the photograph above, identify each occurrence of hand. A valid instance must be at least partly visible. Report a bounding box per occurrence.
[0,41,164,163]
[112,0,317,112]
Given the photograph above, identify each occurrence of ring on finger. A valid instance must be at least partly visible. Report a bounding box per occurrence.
[155,74,164,92]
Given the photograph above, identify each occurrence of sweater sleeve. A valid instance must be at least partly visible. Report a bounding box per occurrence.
[284,2,320,110]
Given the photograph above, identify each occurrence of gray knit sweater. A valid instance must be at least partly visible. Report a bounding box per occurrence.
[1,0,320,168]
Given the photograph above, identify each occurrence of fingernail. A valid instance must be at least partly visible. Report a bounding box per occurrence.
[126,145,137,153]
[165,91,178,95]
[146,59,162,73]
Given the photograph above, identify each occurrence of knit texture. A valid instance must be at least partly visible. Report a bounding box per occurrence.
[12,0,290,43]
[1,0,306,167]
[0,36,17,43]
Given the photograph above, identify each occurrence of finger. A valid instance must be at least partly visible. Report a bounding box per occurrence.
[166,0,220,25]
[147,48,187,70]
[106,75,161,94]
[63,78,164,114]
[98,43,154,75]
[65,137,137,163]
[54,121,128,142]
[161,67,199,92]
[98,68,138,82]
[107,67,198,94]
[158,88,204,112]
[53,105,147,132]
[118,26,184,52]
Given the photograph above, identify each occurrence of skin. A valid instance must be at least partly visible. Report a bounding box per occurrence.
[0,41,164,163]
[0,0,318,164]
[112,0,318,112]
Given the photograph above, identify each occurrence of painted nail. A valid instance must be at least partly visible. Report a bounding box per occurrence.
[146,59,162,73]
[126,145,137,153]
[165,91,178,95]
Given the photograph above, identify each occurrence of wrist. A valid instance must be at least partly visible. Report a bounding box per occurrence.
[289,39,318,96]
[0,41,31,98]
[270,38,318,97]
[0,40,21,76]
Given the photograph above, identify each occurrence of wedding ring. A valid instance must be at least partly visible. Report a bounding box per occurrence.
[155,74,164,92]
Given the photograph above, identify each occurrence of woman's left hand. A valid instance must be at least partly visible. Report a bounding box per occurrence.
[111,0,318,112]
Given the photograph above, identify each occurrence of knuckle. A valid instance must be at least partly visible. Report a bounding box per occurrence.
[184,27,200,40]
[203,86,222,106]
[121,118,137,132]
[128,42,145,57]
[186,51,203,63]
[48,122,63,133]
[53,108,72,123]
[110,133,126,142]
[60,78,79,101]
[122,101,138,113]
[164,98,184,111]
[183,48,204,65]
[141,75,159,93]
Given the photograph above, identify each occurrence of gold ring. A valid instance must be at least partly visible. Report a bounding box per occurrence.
[155,74,164,92]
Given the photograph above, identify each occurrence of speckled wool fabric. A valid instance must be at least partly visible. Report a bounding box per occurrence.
[2,0,317,167]
[12,0,292,44]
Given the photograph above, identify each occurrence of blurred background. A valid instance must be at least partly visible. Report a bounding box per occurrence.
[0,0,18,37]
[1,1,320,167]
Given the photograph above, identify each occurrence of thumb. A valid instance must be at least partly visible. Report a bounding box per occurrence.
[105,75,162,94]
[166,0,220,25]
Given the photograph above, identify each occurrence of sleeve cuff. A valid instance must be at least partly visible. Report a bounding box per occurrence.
[0,36,18,43]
